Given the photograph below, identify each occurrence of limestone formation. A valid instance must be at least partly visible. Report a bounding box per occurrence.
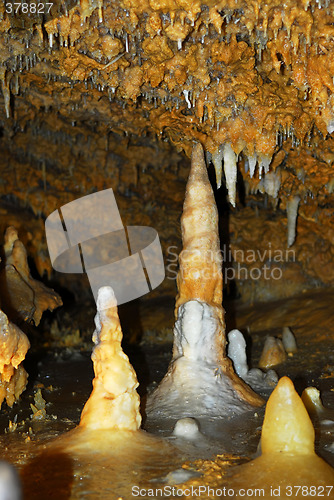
[80,286,141,430]
[147,144,263,420]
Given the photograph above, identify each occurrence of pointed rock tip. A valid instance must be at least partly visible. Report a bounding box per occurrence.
[96,286,117,312]
[190,143,209,180]
[261,376,315,455]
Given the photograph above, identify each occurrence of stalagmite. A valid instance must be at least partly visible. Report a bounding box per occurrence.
[79,286,141,431]
[259,336,287,369]
[175,143,223,313]
[301,387,326,415]
[227,377,334,496]
[227,329,248,379]
[172,418,201,439]
[0,308,30,408]
[286,195,301,247]
[282,326,297,354]
[261,376,315,455]
[147,144,263,421]
[227,329,278,390]
[223,143,238,207]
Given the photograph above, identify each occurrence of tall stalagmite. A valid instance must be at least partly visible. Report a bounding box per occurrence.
[80,286,141,431]
[147,144,263,421]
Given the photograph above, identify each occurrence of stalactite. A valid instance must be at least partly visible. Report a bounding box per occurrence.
[287,195,301,247]
[0,68,11,119]
[223,143,238,206]
[212,145,223,189]
[248,154,257,178]
[262,169,281,199]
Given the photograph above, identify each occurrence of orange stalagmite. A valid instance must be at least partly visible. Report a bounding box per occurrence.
[0,226,62,408]
[176,142,223,313]
[147,144,263,420]
[261,376,315,455]
[80,286,141,431]
[0,308,30,408]
[226,377,334,499]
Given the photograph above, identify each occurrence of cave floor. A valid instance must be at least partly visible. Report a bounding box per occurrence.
[0,288,333,499]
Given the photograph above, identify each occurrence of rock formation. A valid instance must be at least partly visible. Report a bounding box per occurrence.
[0,226,62,407]
[224,377,334,498]
[0,1,334,303]
[80,286,141,430]
[147,144,263,419]
[0,308,30,408]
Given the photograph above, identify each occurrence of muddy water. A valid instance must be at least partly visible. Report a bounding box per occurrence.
[0,289,333,499]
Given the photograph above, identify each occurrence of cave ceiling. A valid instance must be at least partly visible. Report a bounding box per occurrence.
[0,0,334,301]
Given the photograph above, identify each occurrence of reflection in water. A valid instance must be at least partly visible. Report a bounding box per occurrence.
[21,451,74,500]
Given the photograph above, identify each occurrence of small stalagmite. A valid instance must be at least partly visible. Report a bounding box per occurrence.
[80,286,141,431]
[261,376,314,455]
[227,377,334,498]
[147,144,263,421]
[259,336,287,369]
[282,326,297,354]
[0,308,30,408]
[301,387,326,415]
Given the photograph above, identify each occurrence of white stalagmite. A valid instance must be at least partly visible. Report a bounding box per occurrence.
[147,143,263,421]
[80,286,141,431]
[227,329,278,390]
[287,195,301,247]
[211,145,224,189]
[282,326,297,354]
[223,143,238,206]
[227,329,248,379]
[172,417,201,439]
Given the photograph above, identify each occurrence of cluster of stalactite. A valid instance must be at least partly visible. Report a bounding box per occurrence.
[0,0,333,302]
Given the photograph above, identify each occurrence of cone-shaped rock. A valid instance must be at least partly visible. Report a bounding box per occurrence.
[80,286,141,431]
